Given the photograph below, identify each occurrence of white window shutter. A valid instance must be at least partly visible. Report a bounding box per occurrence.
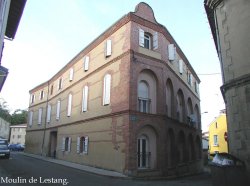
[139,28,144,47]
[57,79,60,90]
[84,56,89,71]
[56,100,61,120]
[68,137,71,152]
[29,111,33,126]
[153,32,158,50]
[168,44,175,61]
[82,86,88,112]
[62,137,65,152]
[84,136,89,154]
[179,60,183,74]
[103,74,111,105]
[46,104,51,123]
[69,68,74,81]
[67,94,72,117]
[106,40,112,57]
[38,108,42,125]
[76,137,80,153]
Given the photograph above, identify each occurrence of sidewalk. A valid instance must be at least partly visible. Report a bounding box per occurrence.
[21,152,127,178]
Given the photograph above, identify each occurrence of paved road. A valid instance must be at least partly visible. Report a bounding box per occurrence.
[0,152,212,186]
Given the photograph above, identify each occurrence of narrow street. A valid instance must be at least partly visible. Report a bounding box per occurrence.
[0,152,212,186]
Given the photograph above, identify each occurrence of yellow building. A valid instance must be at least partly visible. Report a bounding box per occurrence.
[208,111,228,156]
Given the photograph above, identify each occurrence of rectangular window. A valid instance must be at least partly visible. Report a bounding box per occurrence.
[50,85,54,95]
[62,137,71,152]
[17,135,21,139]
[47,104,51,123]
[84,56,89,71]
[103,74,111,105]
[67,94,72,117]
[105,39,112,57]
[30,94,35,104]
[82,86,88,112]
[29,111,33,127]
[58,78,63,90]
[168,44,175,61]
[187,72,193,86]
[69,68,74,81]
[39,90,44,100]
[38,108,43,125]
[195,81,199,93]
[77,136,89,154]
[56,100,61,120]
[213,135,218,146]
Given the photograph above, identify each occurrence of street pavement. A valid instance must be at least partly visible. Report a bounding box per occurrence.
[0,152,212,186]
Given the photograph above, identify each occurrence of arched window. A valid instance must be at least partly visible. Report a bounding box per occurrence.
[62,137,71,152]
[138,81,150,113]
[137,135,149,168]
[77,136,89,154]
[176,90,185,122]
[166,79,174,117]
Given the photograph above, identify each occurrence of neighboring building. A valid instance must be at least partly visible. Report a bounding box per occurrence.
[0,0,26,91]
[208,111,228,156]
[0,117,9,139]
[204,0,250,180]
[26,2,202,177]
[9,124,26,145]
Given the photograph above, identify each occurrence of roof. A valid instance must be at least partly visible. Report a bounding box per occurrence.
[30,2,200,92]
[5,0,27,39]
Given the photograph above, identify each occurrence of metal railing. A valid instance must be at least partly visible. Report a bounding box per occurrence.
[138,97,151,113]
[137,152,151,168]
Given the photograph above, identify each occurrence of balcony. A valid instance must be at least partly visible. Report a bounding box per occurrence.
[138,97,151,113]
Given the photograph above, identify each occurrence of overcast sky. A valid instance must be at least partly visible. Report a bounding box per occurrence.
[0,0,225,131]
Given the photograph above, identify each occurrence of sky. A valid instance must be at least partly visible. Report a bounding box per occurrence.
[0,0,225,131]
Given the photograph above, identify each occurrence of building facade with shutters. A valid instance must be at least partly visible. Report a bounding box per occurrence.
[9,124,27,145]
[26,2,202,177]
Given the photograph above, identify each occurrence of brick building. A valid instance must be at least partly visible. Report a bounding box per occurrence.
[26,2,202,177]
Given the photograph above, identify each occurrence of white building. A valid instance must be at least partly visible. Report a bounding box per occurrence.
[9,124,26,145]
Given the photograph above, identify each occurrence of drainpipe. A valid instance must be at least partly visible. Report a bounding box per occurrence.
[41,81,50,156]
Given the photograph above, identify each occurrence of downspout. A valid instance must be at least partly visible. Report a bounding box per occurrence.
[41,81,50,156]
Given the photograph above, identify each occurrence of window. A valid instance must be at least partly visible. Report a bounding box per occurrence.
[17,135,21,139]
[30,94,35,104]
[195,81,199,94]
[56,100,61,120]
[168,44,176,61]
[12,135,15,139]
[105,39,112,57]
[62,137,71,152]
[187,72,193,86]
[29,111,33,127]
[39,90,44,100]
[69,68,74,81]
[82,86,88,112]
[83,56,89,71]
[50,85,54,95]
[67,94,73,116]
[137,135,150,168]
[58,77,63,90]
[46,104,51,123]
[215,122,218,128]
[213,135,218,146]
[76,136,89,154]
[138,81,150,113]
[38,108,43,125]
[139,29,158,50]
[103,74,111,105]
